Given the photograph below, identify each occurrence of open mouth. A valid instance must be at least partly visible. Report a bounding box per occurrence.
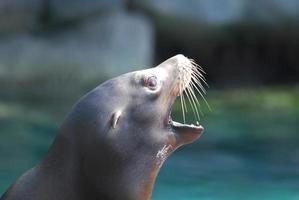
[165,98,204,145]
[166,101,204,137]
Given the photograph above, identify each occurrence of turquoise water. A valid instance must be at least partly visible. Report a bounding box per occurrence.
[154,144,299,200]
[1,89,299,199]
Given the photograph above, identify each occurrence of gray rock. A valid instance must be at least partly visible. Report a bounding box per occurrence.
[136,0,299,25]
[0,11,154,100]
[49,0,125,21]
[0,0,43,35]
[136,0,245,25]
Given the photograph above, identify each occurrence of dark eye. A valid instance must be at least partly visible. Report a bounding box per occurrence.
[146,76,158,89]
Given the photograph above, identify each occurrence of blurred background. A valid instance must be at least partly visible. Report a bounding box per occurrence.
[0,0,299,199]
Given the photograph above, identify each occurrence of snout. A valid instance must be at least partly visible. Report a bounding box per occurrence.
[157,54,190,71]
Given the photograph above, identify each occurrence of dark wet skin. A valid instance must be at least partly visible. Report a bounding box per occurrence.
[1,55,204,200]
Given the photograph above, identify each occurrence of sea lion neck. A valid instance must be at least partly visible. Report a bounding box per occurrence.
[40,126,164,200]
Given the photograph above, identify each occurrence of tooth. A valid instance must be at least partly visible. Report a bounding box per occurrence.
[196,121,199,126]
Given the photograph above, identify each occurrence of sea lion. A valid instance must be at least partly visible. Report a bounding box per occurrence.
[1,54,207,200]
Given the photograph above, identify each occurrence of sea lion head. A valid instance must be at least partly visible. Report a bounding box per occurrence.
[60,54,207,199]
[66,54,205,155]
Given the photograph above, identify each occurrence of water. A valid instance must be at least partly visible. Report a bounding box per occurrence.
[153,145,299,200]
[1,89,299,199]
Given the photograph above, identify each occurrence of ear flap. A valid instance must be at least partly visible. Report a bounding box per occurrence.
[111,110,122,129]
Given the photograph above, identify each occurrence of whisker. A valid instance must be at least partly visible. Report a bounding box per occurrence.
[192,66,206,78]
[180,79,188,113]
[187,83,201,108]
[182,90,188,113]
[184,88,197,120]
[179,83,186,123]
[190,81,211,111]
[190,59,205,73]
[192,70,209,87]
[186,87,200,120]
[188,83,204,116]
[191,76,207,94]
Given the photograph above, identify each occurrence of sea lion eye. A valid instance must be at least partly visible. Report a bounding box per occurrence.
[146,76,158,89]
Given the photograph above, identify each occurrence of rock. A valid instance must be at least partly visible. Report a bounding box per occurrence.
[0,11,154,101]
[49,0,125,22]
[136,0,245,25]
[0,0,43,35]
[136,0,299,25]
